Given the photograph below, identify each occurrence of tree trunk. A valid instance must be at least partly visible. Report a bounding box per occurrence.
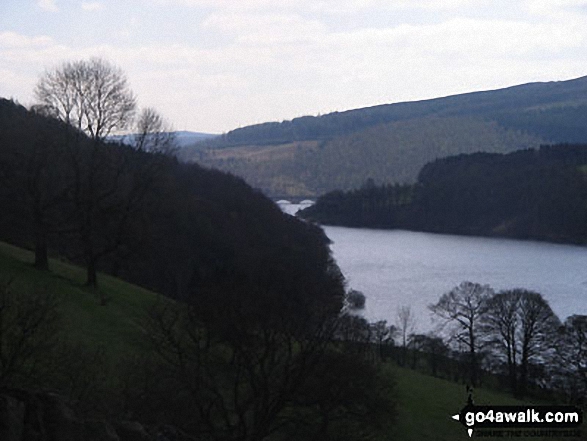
[469,327,478,387]
[518,351,528,398]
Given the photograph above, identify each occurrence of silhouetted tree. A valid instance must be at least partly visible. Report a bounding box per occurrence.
[345,289,366,310]
[429,281,493,386]
[516,290,560,397]
[0,101,72,270]
[144,244,351,440]
[555,315,587,404]
[396,305,416,366]
[131,107,177,155]
[410,333,449,376]
[370,320,396,361]
[35,58,137,288]
[35,58,144,290]
[481,289,522,393]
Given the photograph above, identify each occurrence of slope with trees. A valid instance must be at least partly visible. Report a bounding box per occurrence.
[300,144,587,244]
[0,57,400,440]
[182,75,587,198]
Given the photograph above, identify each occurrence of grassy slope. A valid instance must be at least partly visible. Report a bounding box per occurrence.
[0,241,158,359]
[0,242,583,440]
[390,364,585,441]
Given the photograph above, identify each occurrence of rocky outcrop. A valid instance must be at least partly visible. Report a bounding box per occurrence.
[0,389,194,441]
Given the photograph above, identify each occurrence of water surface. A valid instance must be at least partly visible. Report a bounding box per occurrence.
[323,226,587,331]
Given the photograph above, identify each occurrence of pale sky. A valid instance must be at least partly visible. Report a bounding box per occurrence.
[1,0,587,133]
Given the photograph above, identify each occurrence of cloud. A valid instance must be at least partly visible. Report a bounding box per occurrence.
[524,0,587,15]
[203,12,326,44]
[154,0,472,12]
[154,0,300,9]
[81,2,104,11]
[4,0,587,132]
[37,0,58,12]
[0,32,55,48]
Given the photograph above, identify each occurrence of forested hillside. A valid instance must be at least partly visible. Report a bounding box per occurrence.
[299,144,587,244]
[182,76,587,198]
[0,95,404,439]
[0,97,341,301]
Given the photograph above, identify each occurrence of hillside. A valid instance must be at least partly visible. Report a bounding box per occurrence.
[1,97,398,440]
[0,240,155,359]
[1,243,580,441]
[181,76,587,198]
[299,144,587,244]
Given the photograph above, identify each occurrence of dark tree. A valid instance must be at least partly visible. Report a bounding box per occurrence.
[483,289,560,397]
[370,320,396,361]
[132,107,177,154]
[144,249,348,440]
[409,334,449,376]
[516,290,560,397]
[0,101,71,270]
[482,289,522,393]
[345,289,366,310]
[429,281,493,386]
[396,305,416,366]
[35,58,137,288]
[555,315,587,404]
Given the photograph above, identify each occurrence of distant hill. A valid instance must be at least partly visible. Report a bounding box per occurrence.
[299,144,587,244]
[111,130,217,148]
[181,76,587,198]
[172,130,218,147]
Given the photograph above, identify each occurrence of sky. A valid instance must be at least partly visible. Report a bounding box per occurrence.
[1,1,587,134]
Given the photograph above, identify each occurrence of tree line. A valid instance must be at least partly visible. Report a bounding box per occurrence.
[300,144,587,244]
[337,282,586,406]
[430,281,586,403]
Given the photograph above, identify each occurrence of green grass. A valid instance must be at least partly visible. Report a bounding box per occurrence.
[388,364,585,440]
[0,241,159,359]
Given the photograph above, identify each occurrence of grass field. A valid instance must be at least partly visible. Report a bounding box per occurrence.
[0,241,158,359]
[388,360,585,440]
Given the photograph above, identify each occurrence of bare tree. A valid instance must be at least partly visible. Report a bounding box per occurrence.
[132,107,177,155]
[429,281,493,386]
[516,290,559,397]
[370,320,396,361]
[35,58,136,141]
[555,315,587,404]
[35,58,138,289]
[396,305,415,366]
[481,289,559,397]
[481,289,521,392]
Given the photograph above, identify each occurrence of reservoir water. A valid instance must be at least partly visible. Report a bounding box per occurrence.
[322,225,587,332]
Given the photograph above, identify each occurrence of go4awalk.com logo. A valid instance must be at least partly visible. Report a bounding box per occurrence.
[451,403,583,438]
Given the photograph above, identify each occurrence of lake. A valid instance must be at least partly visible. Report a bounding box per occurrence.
[323,225,587,332]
